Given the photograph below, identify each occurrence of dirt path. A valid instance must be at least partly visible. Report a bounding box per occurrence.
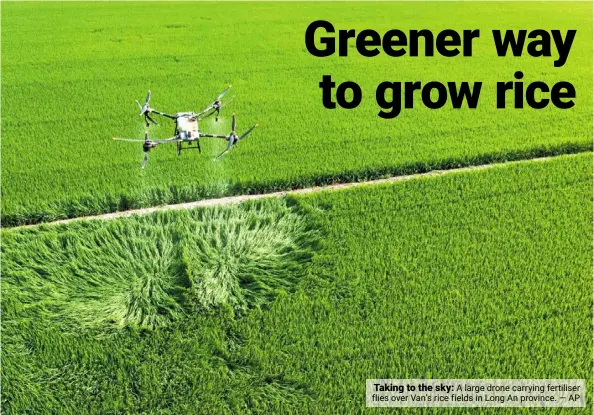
[13,155,563,229]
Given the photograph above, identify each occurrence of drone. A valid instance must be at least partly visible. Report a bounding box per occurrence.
[113,86,258,168]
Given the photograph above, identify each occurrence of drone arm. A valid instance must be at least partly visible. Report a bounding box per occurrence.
[152,136,179,144]
[151,109,177,119]
[113,137,145,142]
[199,132,228,139]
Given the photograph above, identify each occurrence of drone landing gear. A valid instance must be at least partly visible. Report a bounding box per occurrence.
[176,140,201,156]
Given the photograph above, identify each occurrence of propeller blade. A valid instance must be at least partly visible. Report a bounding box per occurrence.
[219,96,234,110]
[141,152,148,169]
[238,124,258,141]
[231,113,236,133]
[216,137,235,159]
[217,85,231,100]
[113,137,145,142]
[136,100,143,113]
[145,90,151,105]
[198,108,215,120]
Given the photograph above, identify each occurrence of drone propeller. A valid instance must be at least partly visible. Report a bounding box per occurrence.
[198,85,233,120]
[199,96,235,120]
[136,90,158,126]
[114,133,158,168]
[136,90,151,115]
[216,113,258,159]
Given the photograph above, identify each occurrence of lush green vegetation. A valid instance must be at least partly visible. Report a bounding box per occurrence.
[3,153,591,414]
[2,2,591,225]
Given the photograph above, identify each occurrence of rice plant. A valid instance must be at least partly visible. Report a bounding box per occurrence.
[65,222,186,329]
[2,220,186,330]
[182,202,318,313]
[2,201,317,332]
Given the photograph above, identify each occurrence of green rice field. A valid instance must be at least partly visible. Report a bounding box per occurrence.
[2,2,592,414]
[2,2,592,225]
[3,153,592,414]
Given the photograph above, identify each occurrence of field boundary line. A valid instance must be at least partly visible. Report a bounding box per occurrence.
[9,154,583,229]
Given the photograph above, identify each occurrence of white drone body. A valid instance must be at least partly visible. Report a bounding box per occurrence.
[175,112,200,141]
